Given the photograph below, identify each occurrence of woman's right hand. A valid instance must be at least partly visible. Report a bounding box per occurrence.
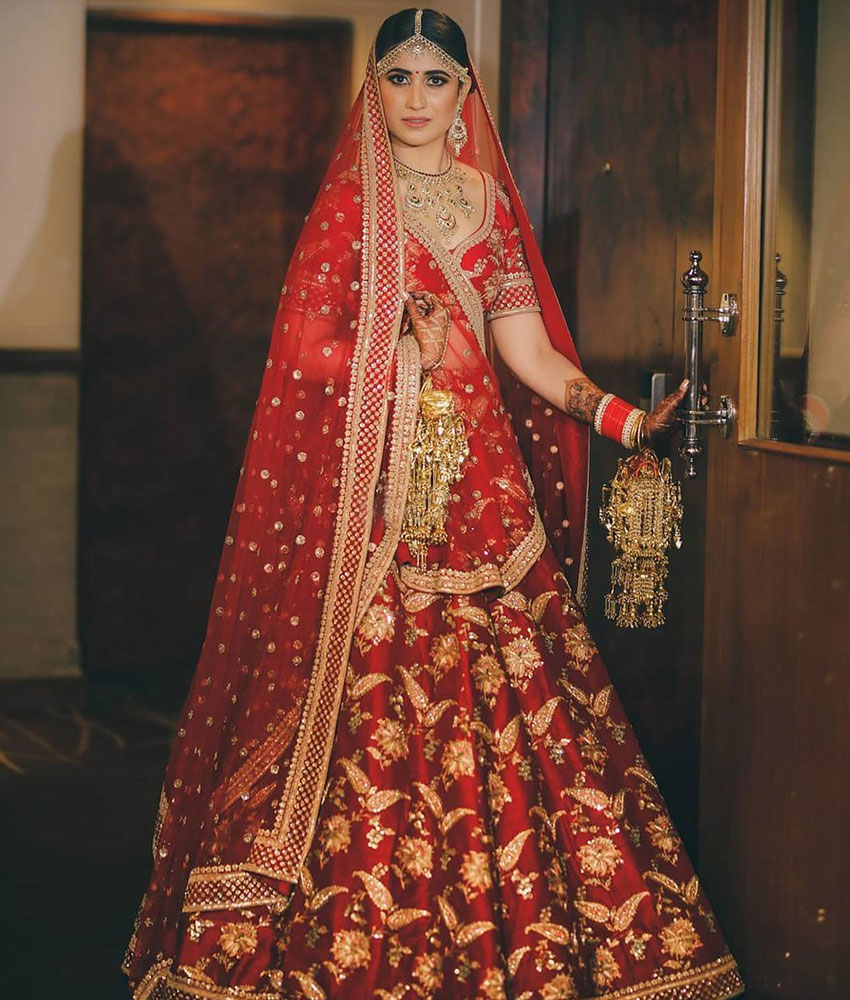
[402,290,451,371]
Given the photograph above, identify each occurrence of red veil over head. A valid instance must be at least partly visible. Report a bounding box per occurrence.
[124,44,588,994]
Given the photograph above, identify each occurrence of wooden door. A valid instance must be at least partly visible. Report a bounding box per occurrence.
[699,0,850,995]
[501,0,720,857]
[80,13,351,680]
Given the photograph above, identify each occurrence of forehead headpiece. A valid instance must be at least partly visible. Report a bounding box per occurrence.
[375,8,471,86]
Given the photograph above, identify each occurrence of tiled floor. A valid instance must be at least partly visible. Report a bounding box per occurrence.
[0,681,181,999]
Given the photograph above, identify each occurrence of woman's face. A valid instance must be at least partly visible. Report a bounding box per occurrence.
[378,51,467,152]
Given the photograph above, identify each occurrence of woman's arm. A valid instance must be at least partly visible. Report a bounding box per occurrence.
[490,309,688,446]
[490,310,585,411]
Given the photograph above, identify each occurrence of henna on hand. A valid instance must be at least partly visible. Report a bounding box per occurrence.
[405,290,451,371]
[563,376,606,425]
[643,379,690,445]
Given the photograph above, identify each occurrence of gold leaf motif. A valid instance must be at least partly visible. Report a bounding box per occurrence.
[456,920,498,946]
[498,828,533,872]
[350,673,392,700]
[402,592,441,614]
[354,870,394,911]
[507,945,531,977]
[470,720,495,745]
[573,899,611,923]
[563,681,589,706]
[645,870,680,896]
[423,699,457,728]
[684,875,700,904]
[494,476,530,503]
[564,786,610,811]
[365,788,410,813]
[590,684,613,717]
[440,807,476,834]
[611,891,650,932]
[398,666,430,713]
[611,789,626,817]
[530,591,557,623]
[299,864,315,898]
[531,696,562,737]
[454,605,491,627]
[528,921,571,945]
[414,781,444,819]
[436,894,459,931]
[497,591,528,612]
[625,765,659,789]
[386,907,431,930]
[289,970,327,1000]
[339,758,373,796]
[307,885,348,911]
[499,715,522,756]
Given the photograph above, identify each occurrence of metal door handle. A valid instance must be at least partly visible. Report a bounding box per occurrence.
[679,250,737,477]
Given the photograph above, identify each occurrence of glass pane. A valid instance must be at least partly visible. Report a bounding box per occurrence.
[759,0,850,450]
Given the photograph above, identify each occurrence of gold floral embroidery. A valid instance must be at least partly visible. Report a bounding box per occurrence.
[217,922,258,960]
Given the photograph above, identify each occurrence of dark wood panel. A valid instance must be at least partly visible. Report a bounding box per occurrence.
[499,0,550,235]
[80,17,351,677]
[503,0,719,856]
[702,2,850,995]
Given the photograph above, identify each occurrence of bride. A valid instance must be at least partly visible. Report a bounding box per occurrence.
[123,9,744,999]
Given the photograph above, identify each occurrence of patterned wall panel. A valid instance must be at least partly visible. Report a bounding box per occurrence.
[81,17,351,676]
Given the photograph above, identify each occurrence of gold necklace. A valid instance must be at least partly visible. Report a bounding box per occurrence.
[393,153,474,241]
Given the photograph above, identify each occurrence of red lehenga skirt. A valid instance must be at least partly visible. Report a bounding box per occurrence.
[173,534,743,1000]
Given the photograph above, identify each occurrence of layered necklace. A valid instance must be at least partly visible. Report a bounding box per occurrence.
[393,152,474,242]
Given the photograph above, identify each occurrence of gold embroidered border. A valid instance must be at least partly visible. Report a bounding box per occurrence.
[403,213,486,353]
[487,303,542,320]
[130,960,171,1000]
[209,707,300,815]
[593,953,744,1000]
[136,971,281,1000]
[242,52,404,884]
[152,783,168,861]
[355,332,422,627]
[399,505,546,594]
[182,865,291,913]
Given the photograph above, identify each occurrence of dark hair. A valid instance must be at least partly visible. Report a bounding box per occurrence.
[375,8,471,85]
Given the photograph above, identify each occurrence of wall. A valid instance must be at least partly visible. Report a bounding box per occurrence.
[0,0,85,679]
[0,0,500,681]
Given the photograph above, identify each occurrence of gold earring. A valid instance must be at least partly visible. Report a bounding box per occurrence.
[448,103,468,156]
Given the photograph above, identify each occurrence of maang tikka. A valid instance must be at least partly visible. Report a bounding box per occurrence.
[375,8,471,87]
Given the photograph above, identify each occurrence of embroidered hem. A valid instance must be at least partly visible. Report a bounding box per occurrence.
[126,951,744,1000]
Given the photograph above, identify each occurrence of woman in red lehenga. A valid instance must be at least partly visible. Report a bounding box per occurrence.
[123,9,745,1000]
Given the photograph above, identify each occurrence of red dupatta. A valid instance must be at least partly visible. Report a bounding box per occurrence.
[124,47,588,996]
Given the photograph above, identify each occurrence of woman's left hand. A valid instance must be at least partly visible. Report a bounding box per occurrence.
[402,290,451,371]
[643,379,710,445]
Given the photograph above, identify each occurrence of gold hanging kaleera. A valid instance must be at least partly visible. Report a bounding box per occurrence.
[400,372,470,570]
[598,448,683,628]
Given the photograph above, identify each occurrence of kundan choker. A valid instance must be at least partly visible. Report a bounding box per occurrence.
[393,153,474,241]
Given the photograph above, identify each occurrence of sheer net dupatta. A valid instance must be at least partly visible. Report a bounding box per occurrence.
[459,62,590,601]
[123,57,407,992]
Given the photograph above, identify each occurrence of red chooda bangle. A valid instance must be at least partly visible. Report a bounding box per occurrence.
[593,393,646,449]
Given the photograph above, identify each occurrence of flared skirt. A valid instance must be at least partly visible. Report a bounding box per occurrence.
[171,540,744,1000]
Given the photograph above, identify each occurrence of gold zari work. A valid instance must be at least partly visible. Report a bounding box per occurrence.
[599,449,683,628]
[400,373,470,570]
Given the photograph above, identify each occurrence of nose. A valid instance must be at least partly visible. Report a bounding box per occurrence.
[406,76,427,111]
